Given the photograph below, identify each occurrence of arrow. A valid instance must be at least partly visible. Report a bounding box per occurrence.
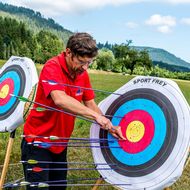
[30,106,124,120]
[4,182,132,188]
[10,94,97,124]
[28,167,113,172]
[42,80,123,96]
[20,159,116,166]
[26,141,112,145]
[3,177,106,188]
[27,142,121,149]
[11,94,126,127]
[21,134,118,142]
[30,182,131,188]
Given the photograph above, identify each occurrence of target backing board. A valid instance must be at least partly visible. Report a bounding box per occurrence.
[0,56,38,132]
[90,76,190,190]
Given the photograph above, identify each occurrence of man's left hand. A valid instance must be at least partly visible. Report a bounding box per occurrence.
[108,126,126,140]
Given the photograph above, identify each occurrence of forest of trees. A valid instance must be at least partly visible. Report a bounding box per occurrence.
[97,42,190,72]
[93,44,152,75]
[93,44,190,80]
[0,16,63,63]
[0,2,65,31]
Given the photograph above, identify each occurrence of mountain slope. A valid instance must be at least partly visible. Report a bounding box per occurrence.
[0,2,72,44]
[133,46,190,69]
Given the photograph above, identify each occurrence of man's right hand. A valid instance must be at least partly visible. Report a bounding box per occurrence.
[95,115,126,140]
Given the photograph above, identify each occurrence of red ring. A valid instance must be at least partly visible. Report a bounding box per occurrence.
[118,110,155,154]
[0,78,14,106]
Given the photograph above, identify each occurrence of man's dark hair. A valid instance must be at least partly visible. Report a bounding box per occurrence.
[66,32,98,58]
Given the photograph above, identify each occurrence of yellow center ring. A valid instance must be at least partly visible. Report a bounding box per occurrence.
[0,84,10,99]
[126,121,145,142]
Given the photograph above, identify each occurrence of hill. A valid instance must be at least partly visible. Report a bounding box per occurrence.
[97,43,190,72]
[133,46,190,71]
[0,2,72,44]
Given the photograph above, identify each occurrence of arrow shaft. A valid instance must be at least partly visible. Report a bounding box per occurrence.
[21,135,117,142]
[4,182,131,188]
[3,178,106,188]
[10,94,97,124]
[20,160,116,166]
[28,167,112,171]
[31,141,112,144]
[34,177,105,184]
[32,142,120,148]
[11,94,126,126]
[32,183,131,187]
[42,80,122,96]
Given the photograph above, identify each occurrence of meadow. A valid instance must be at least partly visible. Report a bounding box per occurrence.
[0,61,190,189]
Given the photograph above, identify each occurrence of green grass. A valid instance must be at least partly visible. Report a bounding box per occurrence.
[0,60,6,67]
[0,64,190,189]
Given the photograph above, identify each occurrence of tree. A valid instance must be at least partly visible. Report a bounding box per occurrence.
[19,42,32,57]
[125,49,140,75]
[96,48,115,71]
[35,30,63,63]
[113,43,152,74]
[138,50,152,70]
[113,43,128,71]
[0,35,4,59]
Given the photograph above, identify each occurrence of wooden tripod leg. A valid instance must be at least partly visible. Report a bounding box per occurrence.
[0,131,16,190]
[92,176,104,190]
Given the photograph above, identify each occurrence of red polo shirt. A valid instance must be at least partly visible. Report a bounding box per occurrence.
[24,52,95,153]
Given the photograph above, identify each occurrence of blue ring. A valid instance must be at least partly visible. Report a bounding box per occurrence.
[108,99,166,166]
[0,71,21,114]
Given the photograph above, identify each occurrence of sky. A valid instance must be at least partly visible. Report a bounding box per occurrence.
[1,0,190,63]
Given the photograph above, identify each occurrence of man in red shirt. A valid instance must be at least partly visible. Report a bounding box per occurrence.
[21,32,125,190]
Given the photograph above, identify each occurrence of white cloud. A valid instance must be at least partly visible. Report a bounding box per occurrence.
[157,25,172,33]
[145,14,176,26]
[4,0,149,16]
[145,14,176,34]
[180,18,190,25]
[3,0,190,16]
[125,22,138,29]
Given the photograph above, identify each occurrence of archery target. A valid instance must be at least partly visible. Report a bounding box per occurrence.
[90,76,190,190]
[0,56,38,132]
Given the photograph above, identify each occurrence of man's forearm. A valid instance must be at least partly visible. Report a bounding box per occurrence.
[51,90,100,120]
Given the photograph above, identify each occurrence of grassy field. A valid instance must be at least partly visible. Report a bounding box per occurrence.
[0,62,190,189]
[0,60,6,67]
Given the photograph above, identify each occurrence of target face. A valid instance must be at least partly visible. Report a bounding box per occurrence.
[90,76,190,190]
[0,56,38,132]
[0,65,26,120]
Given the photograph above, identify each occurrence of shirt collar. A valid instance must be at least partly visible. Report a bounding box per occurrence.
[58,52,84,80]
[58,52,70,75]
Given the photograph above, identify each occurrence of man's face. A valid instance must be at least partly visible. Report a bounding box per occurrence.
[66,48,93,76]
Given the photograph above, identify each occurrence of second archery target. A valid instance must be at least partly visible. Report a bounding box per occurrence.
[90,76,190,190]
[0,56,38,132]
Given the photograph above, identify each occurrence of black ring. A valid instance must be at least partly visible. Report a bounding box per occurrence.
[0,65,26,120]
[100,88,178,177]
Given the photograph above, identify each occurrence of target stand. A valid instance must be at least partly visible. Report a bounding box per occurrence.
[0,56,38,189]
[91,76,190,190]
